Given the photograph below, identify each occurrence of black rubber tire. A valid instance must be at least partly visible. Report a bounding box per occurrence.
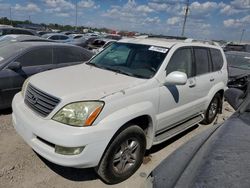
[96,125,146,184]
[201,93,221,125]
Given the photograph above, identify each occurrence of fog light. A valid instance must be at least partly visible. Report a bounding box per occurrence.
[55,145,84,155]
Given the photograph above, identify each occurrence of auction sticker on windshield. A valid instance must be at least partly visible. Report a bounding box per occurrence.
[149,46,168,53]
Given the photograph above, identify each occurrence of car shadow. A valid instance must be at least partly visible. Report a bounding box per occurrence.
[36,153,98,182]
[146,124,199,155]
[0,108,12,115]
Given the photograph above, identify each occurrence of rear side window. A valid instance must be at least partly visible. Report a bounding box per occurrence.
[50,35,59,40]
[60,35,69,40]
[53,47,89,64]
[194,48,210,75]
[166,48,193,78]
[16,48,53,67]
[210,48,223,71]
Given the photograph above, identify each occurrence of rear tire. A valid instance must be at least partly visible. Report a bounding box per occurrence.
[201,93,221,125]
[96,125,146,184]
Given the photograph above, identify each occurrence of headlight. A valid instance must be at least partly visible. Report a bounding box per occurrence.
[52,101,104,127]
[21,78,30,97]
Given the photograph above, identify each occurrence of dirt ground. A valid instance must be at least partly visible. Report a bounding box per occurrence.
[0,103,234,188]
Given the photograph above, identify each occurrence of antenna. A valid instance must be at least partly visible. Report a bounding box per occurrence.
[181,0,189,37]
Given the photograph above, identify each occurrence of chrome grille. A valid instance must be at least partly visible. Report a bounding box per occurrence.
[25,84,60,117]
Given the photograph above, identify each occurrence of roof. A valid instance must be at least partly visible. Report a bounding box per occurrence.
[119,37,221,49]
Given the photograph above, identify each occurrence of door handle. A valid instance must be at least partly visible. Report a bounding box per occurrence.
[188,79,196,88]
[210,78,215,82]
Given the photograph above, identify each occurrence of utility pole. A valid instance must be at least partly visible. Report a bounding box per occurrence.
[75,0,78,31]
[29,15,31,23]
[239,29,245,43]
[10,7,12,26]
[181,0,189,37]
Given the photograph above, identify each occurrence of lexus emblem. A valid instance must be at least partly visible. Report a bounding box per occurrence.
[30,94,38,104]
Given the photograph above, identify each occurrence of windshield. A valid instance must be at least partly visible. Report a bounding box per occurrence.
[88,42,168,79]
[226,52,250,70]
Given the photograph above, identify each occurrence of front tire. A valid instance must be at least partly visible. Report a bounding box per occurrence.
[201,93,221,125]
[96,125,146,184]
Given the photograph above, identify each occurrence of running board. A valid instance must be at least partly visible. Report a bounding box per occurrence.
[154,114,204,144]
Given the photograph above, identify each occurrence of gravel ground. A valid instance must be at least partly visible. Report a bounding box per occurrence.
[0,103,234,188]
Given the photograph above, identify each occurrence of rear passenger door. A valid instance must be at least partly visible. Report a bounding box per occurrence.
[193,47,214,109]
[53,47,90,68]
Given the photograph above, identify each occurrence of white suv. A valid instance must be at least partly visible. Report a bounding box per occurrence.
[12,37,228,184]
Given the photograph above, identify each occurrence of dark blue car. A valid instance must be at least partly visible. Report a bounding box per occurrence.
[0,42,93,109]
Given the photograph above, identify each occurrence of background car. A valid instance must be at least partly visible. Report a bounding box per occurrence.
[67,36,98,49]
[90,39,116,54]
[0,34,53,47]
[224,43,250,53]
[0,27,37,37]
[144,78,250,187]
[41,33,70,43]
[0,42,93,109]
[226,51,250,91]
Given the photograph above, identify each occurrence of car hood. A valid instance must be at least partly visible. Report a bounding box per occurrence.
[148,112,250,187]
[228,66,250,79]
[29,64,146,100]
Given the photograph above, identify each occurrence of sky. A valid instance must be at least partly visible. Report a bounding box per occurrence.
[0,0,249,41]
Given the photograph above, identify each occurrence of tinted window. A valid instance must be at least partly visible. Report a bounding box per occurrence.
[210,48,223,71]
[166,48,193,78]
[194,48,210,75]
[54,47,88,64]
[16,48,53,67]
[50,35,59,40]
[60,35,69,40]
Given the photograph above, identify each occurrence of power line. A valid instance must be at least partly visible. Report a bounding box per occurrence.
[181,0,189,37]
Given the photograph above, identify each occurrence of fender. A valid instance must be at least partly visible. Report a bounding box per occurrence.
[98,101,157,149]
[205,81,226,108]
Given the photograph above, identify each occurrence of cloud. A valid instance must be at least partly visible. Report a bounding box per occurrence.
[143,16,160,24]
[224,15,250,28]
[189,1,218,17]
[136,5,154,13]
[103,0,154,22]
[231,0,250,9]
[78,0,99,9]
[56,12,70,17]
[167,16,182,25]
[43,0,74,9]
[13,3,41,13]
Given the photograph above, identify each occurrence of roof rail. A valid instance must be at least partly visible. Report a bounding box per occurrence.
[185,38,220,46]
[135,35,187,40]
[148,35,187,40]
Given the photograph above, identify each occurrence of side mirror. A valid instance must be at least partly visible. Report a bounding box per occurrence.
[165,71,187,85]
[8,62,22,71]
[224,88,245,110]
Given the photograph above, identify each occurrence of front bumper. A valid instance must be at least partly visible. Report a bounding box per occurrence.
[12,93,115,168]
